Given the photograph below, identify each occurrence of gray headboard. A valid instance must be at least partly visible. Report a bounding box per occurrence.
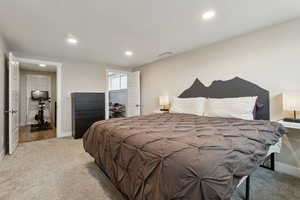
[178,77,270,120]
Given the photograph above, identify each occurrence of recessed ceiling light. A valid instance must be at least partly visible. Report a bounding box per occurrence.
[39,64,46,67]
[125,51,133,57]
[66,34,78,45]
[202,10,215,20]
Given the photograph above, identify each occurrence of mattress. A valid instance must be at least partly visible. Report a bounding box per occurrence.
[83,113,285,200]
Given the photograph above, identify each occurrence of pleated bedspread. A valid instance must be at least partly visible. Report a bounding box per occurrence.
[83,113,285,200]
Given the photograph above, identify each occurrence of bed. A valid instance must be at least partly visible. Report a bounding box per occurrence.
[83,77,285,200]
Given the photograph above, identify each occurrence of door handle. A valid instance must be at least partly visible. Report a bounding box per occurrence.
[5,110,18,114]
[136,104,140,107]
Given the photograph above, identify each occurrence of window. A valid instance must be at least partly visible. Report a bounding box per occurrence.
[120,75,127,89]
[109,72,127,90]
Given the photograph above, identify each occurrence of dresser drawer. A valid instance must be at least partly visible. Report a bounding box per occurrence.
[71,93,105,139]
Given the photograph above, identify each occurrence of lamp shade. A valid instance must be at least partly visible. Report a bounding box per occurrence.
[282,92,300,111]
[159,96,169,106]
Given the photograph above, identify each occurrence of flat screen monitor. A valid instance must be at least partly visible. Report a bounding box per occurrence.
[31,90,49,101]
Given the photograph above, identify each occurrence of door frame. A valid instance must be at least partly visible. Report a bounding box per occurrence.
[105,69,130,120]
[15,57,63,138]
[8,52,20,154]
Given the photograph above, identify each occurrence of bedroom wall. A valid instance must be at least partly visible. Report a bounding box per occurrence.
[10,52,132,138]
[61,61,129,137]
[0,35,7,160]
[136,18,300,120]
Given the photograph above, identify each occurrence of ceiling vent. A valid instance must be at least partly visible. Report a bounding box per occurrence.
[158,51,173,57]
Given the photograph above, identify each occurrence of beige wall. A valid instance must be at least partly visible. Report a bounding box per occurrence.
[0,35,7,160]
[61,61,129,136]
[2,51,130,154]
[7,54,131,137]
[137,18,300,120]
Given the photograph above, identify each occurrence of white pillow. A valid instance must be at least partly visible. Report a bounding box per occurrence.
[204,96,257,120]
[170,97,206,116]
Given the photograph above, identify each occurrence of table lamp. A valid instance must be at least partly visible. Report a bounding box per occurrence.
[282,92,300,123]
[159,96,170,111]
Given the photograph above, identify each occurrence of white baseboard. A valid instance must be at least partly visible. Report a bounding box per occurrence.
[276,162,300,178]
[58,131,72,138]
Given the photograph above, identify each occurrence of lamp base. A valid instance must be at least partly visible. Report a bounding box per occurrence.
[283,118,300,123]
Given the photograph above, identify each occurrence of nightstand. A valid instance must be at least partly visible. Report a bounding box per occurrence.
[278,120,300,129]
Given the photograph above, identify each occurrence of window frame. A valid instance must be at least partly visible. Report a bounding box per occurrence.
[109,73,128,91]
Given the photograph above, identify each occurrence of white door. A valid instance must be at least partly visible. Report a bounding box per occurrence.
[8,52,20,154]
[127,71,140,117]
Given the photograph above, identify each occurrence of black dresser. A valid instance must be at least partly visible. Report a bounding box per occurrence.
[71,93,105,139]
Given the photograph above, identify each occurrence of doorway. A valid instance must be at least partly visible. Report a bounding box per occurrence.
[18,63,57,143]
[107,71,128,119]
[105,70,141,119]
[7,53,62,154]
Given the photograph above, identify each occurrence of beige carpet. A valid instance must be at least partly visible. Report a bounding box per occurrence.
[0,138,123,200]
[0,137,299,200]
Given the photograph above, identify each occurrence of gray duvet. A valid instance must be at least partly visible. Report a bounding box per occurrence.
[83,113,285,200]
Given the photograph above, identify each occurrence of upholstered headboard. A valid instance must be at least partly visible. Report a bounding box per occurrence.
[178,77,270,120]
